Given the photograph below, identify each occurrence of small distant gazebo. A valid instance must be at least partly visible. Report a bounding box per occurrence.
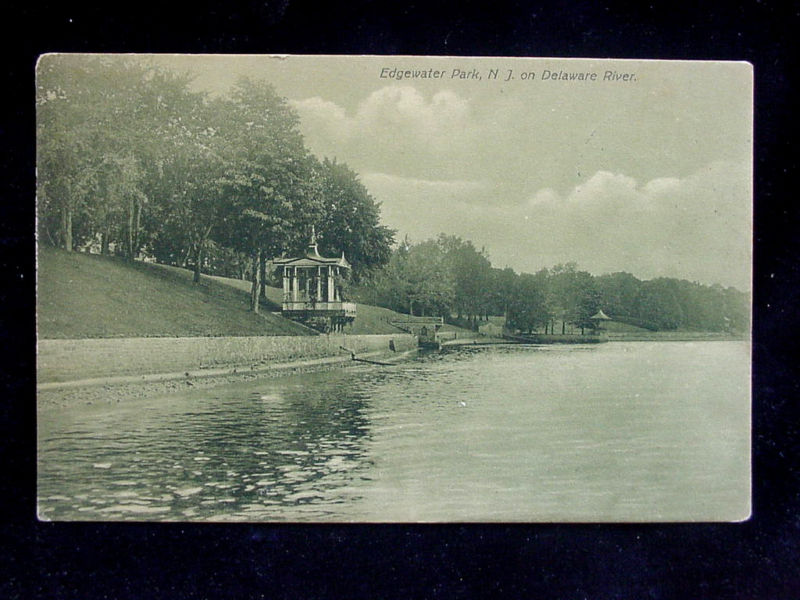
[272,228,356,332]
[589,309,612,332]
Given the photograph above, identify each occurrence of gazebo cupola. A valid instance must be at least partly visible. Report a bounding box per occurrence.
[272,228,356,332]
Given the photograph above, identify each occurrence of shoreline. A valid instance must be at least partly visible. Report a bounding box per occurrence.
[38,333,418,385]
[445,333,746,345]
[605,332,747,342]
[38,347,419,412]
[441,336,506,347]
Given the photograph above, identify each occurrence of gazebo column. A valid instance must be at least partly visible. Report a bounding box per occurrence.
[317,266,323,302]
[327,266,335,302]
[291,267,299,302]
[282,267,290,302]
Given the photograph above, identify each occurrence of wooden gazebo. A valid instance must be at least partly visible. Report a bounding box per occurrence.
[272,229,356,332]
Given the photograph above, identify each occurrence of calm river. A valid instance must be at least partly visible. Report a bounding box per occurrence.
[38,341,750,522]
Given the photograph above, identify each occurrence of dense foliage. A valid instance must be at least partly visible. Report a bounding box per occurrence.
[36,56,394,311]
[355,241,749,334]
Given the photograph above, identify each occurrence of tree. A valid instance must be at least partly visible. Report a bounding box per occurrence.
[570,271,601,334]
[353,240,409,311]
[315,158,395,282]
[146,97,232,282]
[545,263,600,334]
[37,55,198,259]
[214,78,321,312]
[37,55,109,251]
[406,241,455,317]
[506,273,548,334]
[634,279,684,330]
[595,272,642,318]
[489,267,519,320]
[721,286,750,333]
[364,239,456,317]
[438,235,493,324]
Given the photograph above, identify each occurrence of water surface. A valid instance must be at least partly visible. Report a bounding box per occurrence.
[38,341,750,521]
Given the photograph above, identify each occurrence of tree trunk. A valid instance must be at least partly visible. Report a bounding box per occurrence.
[61,205,73,251]
[181,246,192,269]
[132,198,142,259]
[126,197,135,260]
[561,320,566,335]
[193,242,203,283]
[259,249,267,300]
[100,222,110,255]
[250,250,262,313]
[193,226,213,284]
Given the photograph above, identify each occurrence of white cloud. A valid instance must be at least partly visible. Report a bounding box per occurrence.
[290,96,351,141]
[291,85,477,177]
[568,171,640,205]
[362,162,751,290]
[643,176,682,196]
[357,87,470,139]
[518,162,751,288]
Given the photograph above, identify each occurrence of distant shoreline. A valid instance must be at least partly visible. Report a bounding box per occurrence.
[605,331,747,342]
[448,331,747,344]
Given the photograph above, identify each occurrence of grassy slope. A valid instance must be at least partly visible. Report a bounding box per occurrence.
[38,248,315,339]
[194,269,468,336]
[603,320,651,334]
[38,248,473,339]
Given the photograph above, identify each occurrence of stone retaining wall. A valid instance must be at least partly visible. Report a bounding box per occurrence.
[38,334,417,383]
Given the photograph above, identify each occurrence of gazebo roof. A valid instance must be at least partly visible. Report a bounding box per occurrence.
[590,309,612,321]
[273,252,350,268]
[273,229,351,269]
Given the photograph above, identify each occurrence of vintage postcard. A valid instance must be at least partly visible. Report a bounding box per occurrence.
[36,55,752,522]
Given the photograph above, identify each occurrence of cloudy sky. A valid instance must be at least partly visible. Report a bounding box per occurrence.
[154,56,752,290]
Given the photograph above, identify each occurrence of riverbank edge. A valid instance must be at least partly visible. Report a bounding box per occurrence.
[449,332,746,344]
[37,346,420,412]
[38,333,418,383]
[37,333,419,411]
[441,336,507,347]
[606,333,748,342]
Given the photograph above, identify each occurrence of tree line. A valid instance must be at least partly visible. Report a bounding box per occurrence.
[355,236,749,334]
[36,56,394,311]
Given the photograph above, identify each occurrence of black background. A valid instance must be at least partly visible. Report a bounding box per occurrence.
[3,1,798,598]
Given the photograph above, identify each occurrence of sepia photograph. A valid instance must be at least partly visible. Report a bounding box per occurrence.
[36,54,752,522]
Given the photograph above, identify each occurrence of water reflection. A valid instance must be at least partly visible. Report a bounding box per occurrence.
[38,370,376,521]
